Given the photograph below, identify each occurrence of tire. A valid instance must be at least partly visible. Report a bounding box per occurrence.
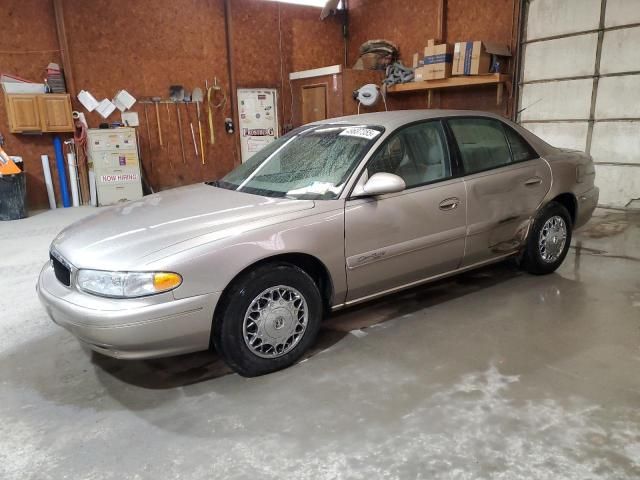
[212,262,322,377]
[521,201,572,275]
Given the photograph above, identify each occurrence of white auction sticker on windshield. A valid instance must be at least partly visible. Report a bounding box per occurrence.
[339,127,380,140]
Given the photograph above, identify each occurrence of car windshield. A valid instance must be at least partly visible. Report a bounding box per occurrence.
[212,124,384,199]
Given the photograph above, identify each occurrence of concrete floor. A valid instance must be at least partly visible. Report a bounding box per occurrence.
[1,207,639,480]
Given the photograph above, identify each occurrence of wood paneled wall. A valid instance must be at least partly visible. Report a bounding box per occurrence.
[1,0,63,210]
[0,0,343,210]
[348,0,520,113]
[1,0,519,210]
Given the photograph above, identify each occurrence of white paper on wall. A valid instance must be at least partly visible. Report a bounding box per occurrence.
[96,99,116,119]
[77,90,99,112]
[113,90,136,111]
[121,111,139,127]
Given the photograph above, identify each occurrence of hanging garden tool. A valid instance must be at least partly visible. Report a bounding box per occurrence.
[206,77,226,146]
[192,87,206,164]
[151,97,163,147]
[169,85,187,165]
[183,89,199,162]
[165,102,174,170]
[143,103,152,158]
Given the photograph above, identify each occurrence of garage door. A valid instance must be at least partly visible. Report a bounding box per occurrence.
[517,0,640,209]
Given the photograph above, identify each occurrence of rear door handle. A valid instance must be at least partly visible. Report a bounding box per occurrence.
[524,177,542,187]
[439,197,460,211]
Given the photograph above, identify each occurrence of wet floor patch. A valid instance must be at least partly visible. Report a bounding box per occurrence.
[580,211,640,239]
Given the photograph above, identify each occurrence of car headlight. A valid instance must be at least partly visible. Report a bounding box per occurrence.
[76,270,182,298]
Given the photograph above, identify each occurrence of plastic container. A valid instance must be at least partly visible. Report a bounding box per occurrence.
[0,169,27,221]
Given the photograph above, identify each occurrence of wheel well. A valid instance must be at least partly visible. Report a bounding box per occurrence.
[551,193,577,224]
[214,253,334,321]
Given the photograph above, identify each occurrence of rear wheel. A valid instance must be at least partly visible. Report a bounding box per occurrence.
[521,201,572,275]
[212,263,322,377]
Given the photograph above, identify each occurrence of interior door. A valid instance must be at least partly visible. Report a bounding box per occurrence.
[446,117,552,266]
[344,121,467,302]
[301,85,327,125]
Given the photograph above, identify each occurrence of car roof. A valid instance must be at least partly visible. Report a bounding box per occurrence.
[309,109,505,130]
[309,109,557,156]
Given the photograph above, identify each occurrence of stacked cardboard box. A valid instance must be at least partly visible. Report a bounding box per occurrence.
[413,39,453,82]
[452,41,511,76]
[412,53,424,69]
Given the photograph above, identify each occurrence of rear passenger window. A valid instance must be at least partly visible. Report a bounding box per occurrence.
[448,118,512,174]
[504,126,538,162]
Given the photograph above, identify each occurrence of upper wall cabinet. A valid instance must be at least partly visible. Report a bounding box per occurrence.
[5,94,42,132]
[5,93,74,133]
[37,94,74,132]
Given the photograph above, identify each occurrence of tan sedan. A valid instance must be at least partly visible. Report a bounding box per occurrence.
[38,110,599,376]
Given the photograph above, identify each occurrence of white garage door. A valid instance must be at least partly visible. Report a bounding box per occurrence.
[518,0,640,208]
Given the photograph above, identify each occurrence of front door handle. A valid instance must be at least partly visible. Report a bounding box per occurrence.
[524,177,542,187]
[439,197,460,211]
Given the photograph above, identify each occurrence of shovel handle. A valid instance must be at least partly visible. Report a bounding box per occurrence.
[190,123,198,158]
[208,107,215,145]
[176,104,187,165]
[154,102,163,146]
[198,120,205,164]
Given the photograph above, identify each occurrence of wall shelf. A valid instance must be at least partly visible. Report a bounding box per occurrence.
[386,73,511,107]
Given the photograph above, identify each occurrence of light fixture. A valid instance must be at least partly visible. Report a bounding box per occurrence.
[262,0,343,8]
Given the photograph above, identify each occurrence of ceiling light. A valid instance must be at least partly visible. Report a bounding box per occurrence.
[263,0,342,8]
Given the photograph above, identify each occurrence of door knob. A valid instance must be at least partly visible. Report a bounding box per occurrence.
[439,197,459,210]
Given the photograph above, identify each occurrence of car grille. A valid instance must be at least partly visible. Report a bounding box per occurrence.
[50,253,71,286]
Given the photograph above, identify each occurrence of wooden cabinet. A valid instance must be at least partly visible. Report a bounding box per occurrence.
[6,95,42,132]
[37,95,74,132]
[5,93,74,133]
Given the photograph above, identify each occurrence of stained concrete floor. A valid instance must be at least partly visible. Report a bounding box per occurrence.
[1,206,639,480]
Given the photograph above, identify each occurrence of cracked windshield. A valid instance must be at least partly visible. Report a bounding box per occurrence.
[214,124,384,199]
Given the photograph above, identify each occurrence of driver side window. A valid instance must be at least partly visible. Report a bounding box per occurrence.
[367,121,451,189]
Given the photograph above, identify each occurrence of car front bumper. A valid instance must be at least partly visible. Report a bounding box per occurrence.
[37,262,220,359]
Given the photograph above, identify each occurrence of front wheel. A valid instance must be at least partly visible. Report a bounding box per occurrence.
[212,263,322,377]
[521,201,572,275]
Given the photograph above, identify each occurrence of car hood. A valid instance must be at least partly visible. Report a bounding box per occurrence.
[52,183,315,269]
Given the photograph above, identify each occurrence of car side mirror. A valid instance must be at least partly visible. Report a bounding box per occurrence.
[352,172,406,198]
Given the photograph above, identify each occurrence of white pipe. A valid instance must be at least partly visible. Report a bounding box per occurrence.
[40,155,56,209]
[89,170,97,207]
[67,152,80,207]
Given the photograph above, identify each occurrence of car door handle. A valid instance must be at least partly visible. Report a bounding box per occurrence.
[524,177,542,187]
[439,197,460,211]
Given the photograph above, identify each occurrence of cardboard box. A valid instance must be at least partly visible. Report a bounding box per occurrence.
[413,66,428,82]
[452,41,511,75]
[422,39,453,80]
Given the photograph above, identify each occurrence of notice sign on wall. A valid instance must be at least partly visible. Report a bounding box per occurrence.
[237,88,279,163]
[100,173,139,183]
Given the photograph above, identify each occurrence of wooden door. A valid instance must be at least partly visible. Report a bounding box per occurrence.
[38,94,74,132]
[301,85,327,125]
[6,94,41,132]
